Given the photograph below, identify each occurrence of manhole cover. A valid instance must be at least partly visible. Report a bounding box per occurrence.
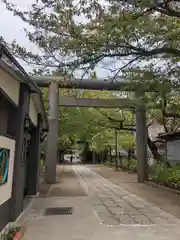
[43,207,73,216]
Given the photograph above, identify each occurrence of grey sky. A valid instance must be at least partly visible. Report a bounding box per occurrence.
[0,0,39,71]
[0,0,119,77]
[0,0,35,48]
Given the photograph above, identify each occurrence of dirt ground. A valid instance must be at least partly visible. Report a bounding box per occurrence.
[91,165,180,218]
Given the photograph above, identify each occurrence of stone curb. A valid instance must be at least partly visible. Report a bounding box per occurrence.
[145,180,180,195]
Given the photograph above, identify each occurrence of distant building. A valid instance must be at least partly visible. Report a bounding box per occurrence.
[115,120,180,162]
[132,120,166,158]
[159,131,180,164]
[148,121,165,142]
[148,121,166,156]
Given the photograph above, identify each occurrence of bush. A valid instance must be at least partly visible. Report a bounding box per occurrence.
[116,158,180,188]
[1,226,20,240]
[150,163,180,187]
[122,158,137,172]
[40,159,44,170]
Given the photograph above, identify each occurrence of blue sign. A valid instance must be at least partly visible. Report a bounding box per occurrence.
[0,148,9,185]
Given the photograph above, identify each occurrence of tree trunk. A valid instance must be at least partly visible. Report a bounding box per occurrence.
[82,142,91,163]
[147,136,171,167]
[147,136,161,160]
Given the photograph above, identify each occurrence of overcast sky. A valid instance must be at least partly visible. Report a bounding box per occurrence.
[0,0,35,48]
[0,0,119,77]
[0,0,42,72]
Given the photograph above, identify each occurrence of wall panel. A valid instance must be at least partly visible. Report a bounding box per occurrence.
[29,95,38,126]
[0,136,15,205]
[0,69,20,106]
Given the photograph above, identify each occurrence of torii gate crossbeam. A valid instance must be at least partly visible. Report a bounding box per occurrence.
[31,77,148,184]
[31,76,151,91]
[58,96,136,108]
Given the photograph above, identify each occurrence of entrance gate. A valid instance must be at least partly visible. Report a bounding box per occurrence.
[31,76,148,184]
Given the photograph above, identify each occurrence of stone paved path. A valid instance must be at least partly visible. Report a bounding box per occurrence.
[91,164,180,218]
[74,165,180,226]
[22,164,180,240]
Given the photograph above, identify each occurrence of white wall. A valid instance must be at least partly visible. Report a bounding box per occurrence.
[0,136,15,206]
[0,69,20,106]
[167,139,180,162]
[29,95,38,126]
[148,122,165,141]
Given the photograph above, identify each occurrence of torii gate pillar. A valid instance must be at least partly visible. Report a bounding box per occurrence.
[135,100,148,183]
[44,81,59,184]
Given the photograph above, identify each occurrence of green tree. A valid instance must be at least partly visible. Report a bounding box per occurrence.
[42,86,136,154]
[2,0,180,80]
[3,0,180,163]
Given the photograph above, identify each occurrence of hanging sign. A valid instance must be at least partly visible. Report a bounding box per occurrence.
[0,148,10,185]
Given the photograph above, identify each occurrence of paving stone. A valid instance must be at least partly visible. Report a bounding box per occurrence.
[101,216,119,225]
[122,197,146,209]
[106,193,115,197]
[113,191,129,198]
[93,204,107,214]
[98,194,109,198]
[151,217,173,225]
[115,214,137,224]
[140,201,154,208]
[116,198,128,206]
[142,209,178,221]
[98,211,114,222]
[113,197,123,203]
[139,206,162,215]
[108,206,125,215]
[131,214,154,225]
[75,165,180,227]
[92,199,103,205]
[100,197,112,201]
[129,202,145,209]
[117,202,140,214]
[102,198,117,206]
[104,202,118,207]
[158,213,180,224]
[143,211,162,218]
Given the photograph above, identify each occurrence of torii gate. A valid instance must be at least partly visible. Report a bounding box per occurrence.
[31,76,148,184]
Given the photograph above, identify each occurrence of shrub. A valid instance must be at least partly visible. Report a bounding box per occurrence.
[122,158,137,172]
[0,226,20,240]
[150,163,180,186]
[117,158,180,188]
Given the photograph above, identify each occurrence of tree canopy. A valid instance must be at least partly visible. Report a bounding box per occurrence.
[2,0,180,159]
[42,88,136,153]
[2,0,180,81]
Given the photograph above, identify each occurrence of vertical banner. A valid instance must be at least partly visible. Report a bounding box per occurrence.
[0,148,10,185]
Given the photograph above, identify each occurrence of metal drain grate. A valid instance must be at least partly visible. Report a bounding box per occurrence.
[43,207,73,216]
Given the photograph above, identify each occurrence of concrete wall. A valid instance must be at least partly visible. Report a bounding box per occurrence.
[167,139,180,163]
[0,64,41,232]
[0,136,15,205]
[0,69,38,128]
[0,97,9,134]
[29,95,38,126]
[0,69,20,106]
[0,69,19,231]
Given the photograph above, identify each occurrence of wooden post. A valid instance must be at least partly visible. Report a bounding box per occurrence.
[26,114,42,195]
[44,81,59,184]
[92,151,96,164]
[119,152,122,168]
[9,83,30,221]
[135,95,148,183]
[115,128,118,170]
